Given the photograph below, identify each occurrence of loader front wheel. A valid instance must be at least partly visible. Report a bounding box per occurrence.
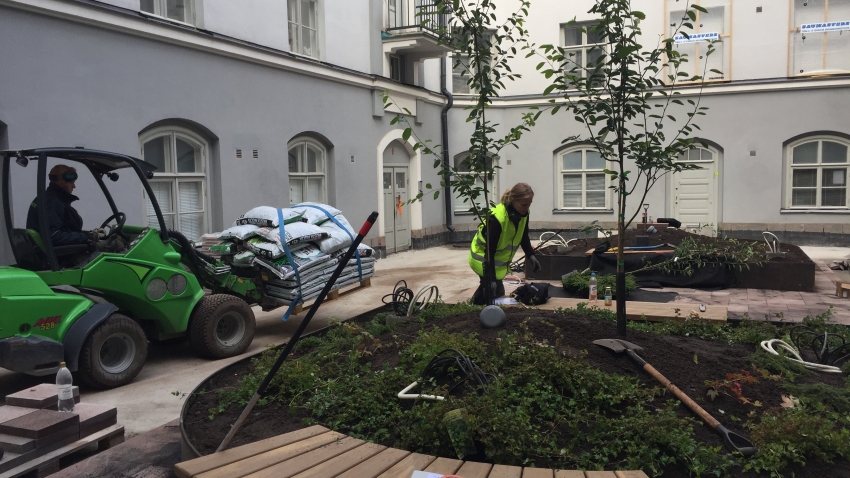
[189,295,255,359]
[78,314,148,389]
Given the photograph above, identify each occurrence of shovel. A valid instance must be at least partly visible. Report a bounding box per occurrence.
[593,338,758,457]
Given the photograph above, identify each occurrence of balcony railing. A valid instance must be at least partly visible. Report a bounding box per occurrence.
[386,0,446,34]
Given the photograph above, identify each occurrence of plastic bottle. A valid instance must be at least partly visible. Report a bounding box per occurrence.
[588,273,598,304]
[604,286,613,307]
[57,362,74,412]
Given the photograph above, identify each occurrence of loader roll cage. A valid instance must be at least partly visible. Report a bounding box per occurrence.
[1,148,167,272]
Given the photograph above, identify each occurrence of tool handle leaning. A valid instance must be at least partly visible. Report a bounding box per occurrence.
[642,362,720,429]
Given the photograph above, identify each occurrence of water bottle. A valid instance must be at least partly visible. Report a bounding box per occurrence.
[604,286,613,307]
[588,273,598,304]
[57,362,74,412]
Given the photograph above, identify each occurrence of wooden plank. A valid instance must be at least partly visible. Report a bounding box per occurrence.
[455,461,493,478]
[555,471,586,478]
[532,298,726,323]
[423,456,463,475]
[4,423,123,478]
[195,431,342,478]
[174,425,328,478]
[614,472,650,478]
[289,442,386,478]
[585,472,617,478]
[487,464,523,478]
[245,436,364,478]
[522,468,554,478]
[375,452,437,478]
[335,447,410,478]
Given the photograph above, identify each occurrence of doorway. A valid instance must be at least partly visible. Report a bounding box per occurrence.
[382,166,410,254]
[671,146,719,235]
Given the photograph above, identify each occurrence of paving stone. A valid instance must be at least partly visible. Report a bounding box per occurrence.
[73,403,118,438]
[0,408,80,439]
[0,405,37,425]
[0,433,36,453]
[6,384,80,409]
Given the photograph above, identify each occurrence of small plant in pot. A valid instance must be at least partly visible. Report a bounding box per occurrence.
[562,270,638,298]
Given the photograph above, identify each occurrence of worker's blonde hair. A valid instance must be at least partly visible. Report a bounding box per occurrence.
[501,182,534,206]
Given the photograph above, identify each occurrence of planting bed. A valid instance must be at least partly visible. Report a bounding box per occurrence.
[182,305,850,477]
[528,228,816,291]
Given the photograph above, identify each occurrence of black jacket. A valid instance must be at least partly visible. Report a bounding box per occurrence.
[482,203,534,278]
[26,183,89,246]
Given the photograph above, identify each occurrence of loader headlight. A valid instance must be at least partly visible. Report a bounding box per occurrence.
[167,274,187,296]
[146,278,167,300]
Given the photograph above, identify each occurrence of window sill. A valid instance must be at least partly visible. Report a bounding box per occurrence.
[139,11,197,29]
[553,209,614,214]
[454,211,479,216]
[780,208,850,214]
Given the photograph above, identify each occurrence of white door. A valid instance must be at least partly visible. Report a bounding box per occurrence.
[671,147,718,235]
[382,166,410,254]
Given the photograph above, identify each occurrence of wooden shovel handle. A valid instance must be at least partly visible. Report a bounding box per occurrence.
[642,362,720,429]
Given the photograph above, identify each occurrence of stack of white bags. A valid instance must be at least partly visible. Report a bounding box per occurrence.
[211,203,376,305]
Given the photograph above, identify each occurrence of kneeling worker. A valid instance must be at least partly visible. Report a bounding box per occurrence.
[469,182,541,305]
[26,164,99,246]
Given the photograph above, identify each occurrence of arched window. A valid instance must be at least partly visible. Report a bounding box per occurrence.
[288,0,319,58]
[288,138,326,204]
[453,152,498,213]
[140,127,209,241]
[786,136,850,209]
[557,146,608,209]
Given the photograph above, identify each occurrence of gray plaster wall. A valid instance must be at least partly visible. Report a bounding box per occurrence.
[446,84,850,231]
[0,6,445,261]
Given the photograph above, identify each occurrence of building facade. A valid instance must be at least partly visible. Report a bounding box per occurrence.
[1,0,849,267]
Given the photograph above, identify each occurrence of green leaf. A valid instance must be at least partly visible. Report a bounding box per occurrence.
[402,128,412,141]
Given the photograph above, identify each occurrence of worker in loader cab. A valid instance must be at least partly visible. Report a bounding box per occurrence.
[469,182,541,305]
[26,164,99,246]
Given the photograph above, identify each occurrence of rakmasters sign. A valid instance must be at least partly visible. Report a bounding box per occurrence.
[801,21,850,33]
[673,32,720,44]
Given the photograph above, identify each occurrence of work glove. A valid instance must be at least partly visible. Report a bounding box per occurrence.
[528,255,541,273]
[86,230,101,245]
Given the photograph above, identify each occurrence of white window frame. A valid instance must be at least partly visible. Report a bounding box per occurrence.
[785,135,850,210]
[556,146,610,210]
[561,20,607,81]
[665,0,732,84]
[789,0,850,77]
[139,0,196,26]
[139,126,210,241]
[288,138,327,205]
[452,53,475,94]
[288,0,320,58]
[452,152,498,214]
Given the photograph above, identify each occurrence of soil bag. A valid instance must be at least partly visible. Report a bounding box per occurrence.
[235,206,303,228]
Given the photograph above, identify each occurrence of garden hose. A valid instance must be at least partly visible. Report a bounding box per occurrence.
[382,280,440,317]
[789,325,850,367]
[398,349,495,401]
[759,339,843,373]
[407,284,439,317]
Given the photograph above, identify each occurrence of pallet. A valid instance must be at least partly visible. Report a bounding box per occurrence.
[2,423,124,478]
[174,425,648,478]
[261,278,372,313]
[521,298,727,323]
[836,282,850,298]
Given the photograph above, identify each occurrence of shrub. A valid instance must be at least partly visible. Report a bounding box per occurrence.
[561,271,638,297]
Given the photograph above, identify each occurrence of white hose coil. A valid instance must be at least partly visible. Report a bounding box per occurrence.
[759,339,843,373]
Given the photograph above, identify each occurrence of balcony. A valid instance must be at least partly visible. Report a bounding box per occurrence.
[383,0,452,62]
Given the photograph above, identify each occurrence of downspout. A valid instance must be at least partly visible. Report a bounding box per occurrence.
[440,54,454,233]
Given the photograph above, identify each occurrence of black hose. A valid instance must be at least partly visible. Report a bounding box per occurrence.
[416,348,495,396]
[382,280,415,316]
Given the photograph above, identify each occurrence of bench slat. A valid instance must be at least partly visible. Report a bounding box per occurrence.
[290,442,386,478]
[175,425,328,478]
[245,436,364,478]
[522,468,554,478]
[335,447,411,478]
[455,460,492,478]
[614,472,649,478]
[375,452,437,478]
[555,471,586,478]
[488,464,523,478]
[585,472,618,478]
[424,456,464,475]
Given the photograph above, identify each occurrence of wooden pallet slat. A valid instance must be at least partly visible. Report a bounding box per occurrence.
[290,442,386,478]
[197,431,342,478]
[175,425,329,478]
[245,436,364,478]
[334,447,410,478]
[274,278,372,315]
[4,423,123,478]
[488,464,523,478]
[375,452,437,478]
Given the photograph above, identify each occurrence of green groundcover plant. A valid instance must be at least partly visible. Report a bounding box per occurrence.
[561,271,638,297]
[210,304,850,477]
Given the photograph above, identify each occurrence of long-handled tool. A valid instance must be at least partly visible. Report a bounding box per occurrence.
[593,338,758,457]
[215,211,379,453]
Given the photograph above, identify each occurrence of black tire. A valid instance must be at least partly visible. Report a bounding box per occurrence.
[78,314,148,389]
[189,294,255,359]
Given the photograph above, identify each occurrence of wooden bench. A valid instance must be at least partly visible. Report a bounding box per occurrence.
[517,298,727,323]
[174,425,649,478]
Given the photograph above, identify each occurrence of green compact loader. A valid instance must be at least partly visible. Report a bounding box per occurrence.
[1,148,265,388]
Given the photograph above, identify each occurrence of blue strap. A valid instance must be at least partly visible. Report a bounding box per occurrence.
[278,208,303,322]
[294,204,362,280]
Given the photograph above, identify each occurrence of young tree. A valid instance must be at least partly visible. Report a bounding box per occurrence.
[384,0,538,305]
[536,0,718,335]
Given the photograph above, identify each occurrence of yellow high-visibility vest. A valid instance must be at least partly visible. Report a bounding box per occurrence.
[468,203,527,280]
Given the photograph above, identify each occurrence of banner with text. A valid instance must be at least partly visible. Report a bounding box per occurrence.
[801,21,850,33]
[674,32,720,44]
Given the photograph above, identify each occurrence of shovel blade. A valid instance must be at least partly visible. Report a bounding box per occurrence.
[592,338,644,353]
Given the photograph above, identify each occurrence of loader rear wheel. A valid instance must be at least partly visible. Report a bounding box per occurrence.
[78,314,148,389]
[189,294,255,359]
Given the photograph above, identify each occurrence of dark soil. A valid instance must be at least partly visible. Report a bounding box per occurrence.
[540,228,812,264]
[183,308,847,477]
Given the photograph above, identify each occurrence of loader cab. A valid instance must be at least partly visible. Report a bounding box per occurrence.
[0,148,166,272]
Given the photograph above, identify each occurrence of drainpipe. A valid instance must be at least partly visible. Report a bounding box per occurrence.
[440,54,454,233]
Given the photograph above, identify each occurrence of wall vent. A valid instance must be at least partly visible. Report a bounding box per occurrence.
[236,149,243,159]
[252,149,259,159]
